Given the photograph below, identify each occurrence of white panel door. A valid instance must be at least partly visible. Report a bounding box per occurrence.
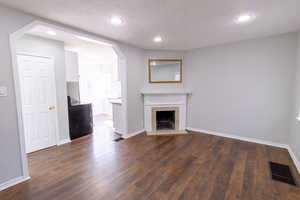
[17,54,57,153]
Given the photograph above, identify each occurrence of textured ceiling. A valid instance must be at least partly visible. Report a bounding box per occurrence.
[1,0,300,50]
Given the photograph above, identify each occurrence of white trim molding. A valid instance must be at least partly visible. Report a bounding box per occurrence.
[0,176,30,192]
[186,127,288,148]
[287,147,300,174]
[57,138,71,146]
[124,129,145,139]
[187,127,300,174]
[8,19,128,190]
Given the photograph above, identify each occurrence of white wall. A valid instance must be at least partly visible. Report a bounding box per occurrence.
[141,41,298,145]
[79,62,113,116]
[0,5,35,185]
[289,32,300,164]
[125,50,187,134]
[119,44,145,133]
[16,34,70,141]
[185,33,298,144]
[67,82,80,103]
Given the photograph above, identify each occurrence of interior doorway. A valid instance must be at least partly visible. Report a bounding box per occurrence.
[16,25,124,153]
[10,21,127,180]
[65,36,122,143]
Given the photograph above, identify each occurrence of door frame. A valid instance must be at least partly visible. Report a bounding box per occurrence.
[17,52,60,153]
[9,20,128,181]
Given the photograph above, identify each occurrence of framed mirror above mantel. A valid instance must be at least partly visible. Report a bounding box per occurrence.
[148,59,182,83]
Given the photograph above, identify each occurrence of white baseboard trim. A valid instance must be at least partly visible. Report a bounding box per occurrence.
[287,146,300,174]
[0,176,30,191]
[124,129,145,139]
[57,138,71,146]
[112,128,123,135]
[186,127,288,149]
[186,127,300,174]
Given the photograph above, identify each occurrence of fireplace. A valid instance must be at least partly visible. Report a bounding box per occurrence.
[142,91,190,135]
[156,110,175,130]
[152,107,179,132]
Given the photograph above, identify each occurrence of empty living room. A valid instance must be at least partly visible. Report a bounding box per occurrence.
[1,1,300,199]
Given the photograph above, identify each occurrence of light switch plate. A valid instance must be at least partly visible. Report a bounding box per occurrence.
[0,86,8,97]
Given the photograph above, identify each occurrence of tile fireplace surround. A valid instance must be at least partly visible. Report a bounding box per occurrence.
[142,91,191,135]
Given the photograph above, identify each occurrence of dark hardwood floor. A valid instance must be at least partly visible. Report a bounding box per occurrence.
[1,131,300,200]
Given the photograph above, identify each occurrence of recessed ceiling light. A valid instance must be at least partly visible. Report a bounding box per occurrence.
[46,30,57,36]
[110,16,123,26]
[153,36,162,43]
[235,13,255,24]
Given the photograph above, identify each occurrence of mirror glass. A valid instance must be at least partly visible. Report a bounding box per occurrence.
[149,59,182,83]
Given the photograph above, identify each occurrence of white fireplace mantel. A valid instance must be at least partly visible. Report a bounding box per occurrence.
[141,90,192,95]
[142,91,190,135]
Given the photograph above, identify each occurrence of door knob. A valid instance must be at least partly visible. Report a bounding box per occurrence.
[49,106,55,110]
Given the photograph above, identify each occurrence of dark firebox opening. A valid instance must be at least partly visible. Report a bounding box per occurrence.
[156,110,175,130]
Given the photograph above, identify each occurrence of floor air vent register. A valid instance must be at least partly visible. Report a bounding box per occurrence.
[114,137,124,142]
[269,162,297,186]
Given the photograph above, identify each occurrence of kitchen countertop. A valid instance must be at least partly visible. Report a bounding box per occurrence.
[109,98,122,104]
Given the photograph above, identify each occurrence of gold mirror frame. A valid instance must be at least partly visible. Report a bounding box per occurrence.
[148,59,182,83]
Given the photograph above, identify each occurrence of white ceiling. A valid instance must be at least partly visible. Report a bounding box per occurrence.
[2,0,300,50]
[27,25,117,64]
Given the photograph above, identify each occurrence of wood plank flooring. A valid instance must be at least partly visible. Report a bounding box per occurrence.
[1,132,300,200]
